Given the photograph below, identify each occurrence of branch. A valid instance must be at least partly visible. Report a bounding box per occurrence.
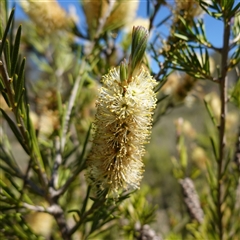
[22,202,71,239]
[148,1,162,31]
[94,1,115,40]
[50,136,62,189]
[52,165,84,198]
[18,158,34,203]
[84,0,115,58]
[22,202,47,212]
[50,74,83,201]
[69,197,106,236]
[22,202,66,214]
[61,74,82,151]
[22,178,44,196]
[198,40,222,53]
[217,17,231,240]
[53,123,91,198]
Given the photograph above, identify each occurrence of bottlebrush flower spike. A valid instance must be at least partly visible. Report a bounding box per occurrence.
[20,0,74,33]
[86,26,157,198]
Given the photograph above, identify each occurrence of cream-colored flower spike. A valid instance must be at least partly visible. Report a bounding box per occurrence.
[20,0,74,33]
[86,27,157,198]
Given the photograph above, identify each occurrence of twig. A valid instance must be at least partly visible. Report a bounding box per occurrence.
[217,17,231,240]
[47,74,83,238]
[22,202,71,239]
[53,124,91,199]
[4,164,44,196]
[22,203,47,212]
[60,75,82,151]
[94,1,115,41]
[22,202,63,214]
[84,0,115,60]
[148,1,162,31]
[50,136,62,189]
[53,174,77,199]
[52,205,71,240]
[22,178,44,196]
[69,197,105,236]
[72,25,89,40]
[23,201,70,239]
[155,14,172,28]
[199,40,222,53]
[18,158,34,203]
[52,165,84,198]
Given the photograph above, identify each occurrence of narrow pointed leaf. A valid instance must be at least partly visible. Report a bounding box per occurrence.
[80,186,91,216]
[204,99,218,127]
[210,136,218,162]
[0,90,10,107]
[11,25,21,76]
[15,57,25,102]
[0,8,15,56]
[0,164,17,176]
[0,179,16,199]
[4,40,11,73]
[0,108,29,154]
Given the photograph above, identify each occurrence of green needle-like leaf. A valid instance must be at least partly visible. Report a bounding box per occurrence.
[0,108,29,154]
[0,8,15,56]
[11,25,21,77]
[4,40,11,74]
[15,58,25,103]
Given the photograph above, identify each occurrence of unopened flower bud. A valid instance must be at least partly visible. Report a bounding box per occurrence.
[120,61,128,83]
[129,26,149,78]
